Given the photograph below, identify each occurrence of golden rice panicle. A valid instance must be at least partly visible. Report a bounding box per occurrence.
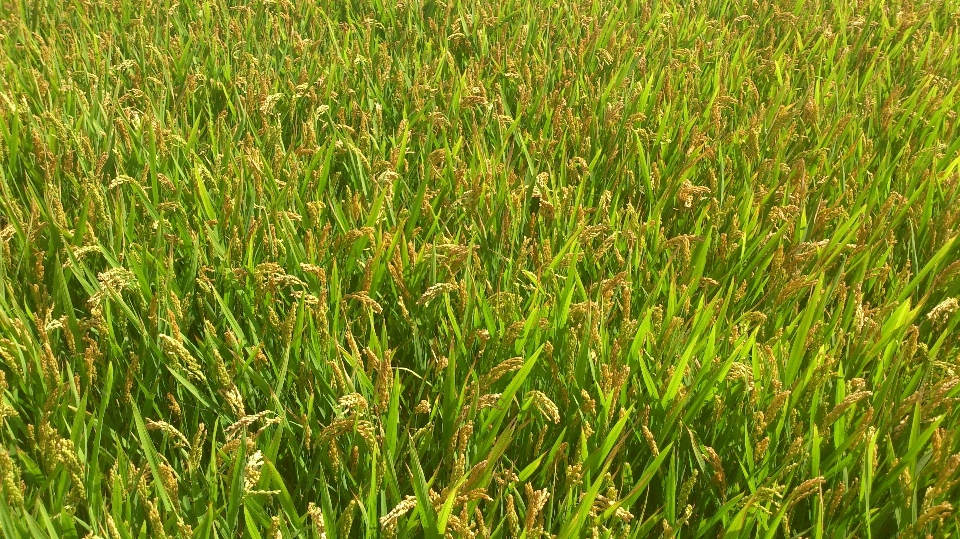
[81,333,100,385]
[158,334,206,384]
[242,450,278,495]
[579,389,596,415]
[506,493,520,537]
[826,481,846,519]
[417,281,458,306]
[224,410,274,440]
[146,419,190,448]
[414,399,432,414]
[0,447,23,507]
[902,499,953,539]
[338,392,369,415]
[339,499,357,537]
[106,514,121,539]
[677,469,698,509]
[677,180,711,208]
[158,461,179,501]
[763,389,791,424]
[523,483,550,532]
[927,297,958,325]
[307,502,327,537]
[703,446,726,494]
[379,495,417,534]
[755,436,770,460]
[0,371,16,425]
[166,393,181,422]
[55,436,86,502]
[374,348,393,413]
[267,516,281,539]
[786,476,824,509]
[475,507,490,539]
[457,420,474,454]
[480,357,524,391]
[147,499,168,539]
[928,453,960,500]
[221,385,246,418]
[0,338,23,379]
[642,425,659,457]
[328,442,341,474]
[189,423,207,474]
[525,390,560,424]
[822,390,872,427]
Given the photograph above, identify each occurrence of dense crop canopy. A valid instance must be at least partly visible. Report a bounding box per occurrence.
[1,0,959,537]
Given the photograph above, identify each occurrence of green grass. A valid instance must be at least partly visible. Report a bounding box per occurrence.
[1,0,960,537]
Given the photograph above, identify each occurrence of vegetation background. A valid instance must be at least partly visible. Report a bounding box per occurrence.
[1,0,960,537]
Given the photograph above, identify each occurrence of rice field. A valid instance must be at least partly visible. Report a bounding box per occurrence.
[1,0,960,537]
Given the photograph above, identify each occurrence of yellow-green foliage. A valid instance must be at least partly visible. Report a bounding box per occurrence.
[1,0,959,537]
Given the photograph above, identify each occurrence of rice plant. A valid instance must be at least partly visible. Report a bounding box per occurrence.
[0,0,959,537]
